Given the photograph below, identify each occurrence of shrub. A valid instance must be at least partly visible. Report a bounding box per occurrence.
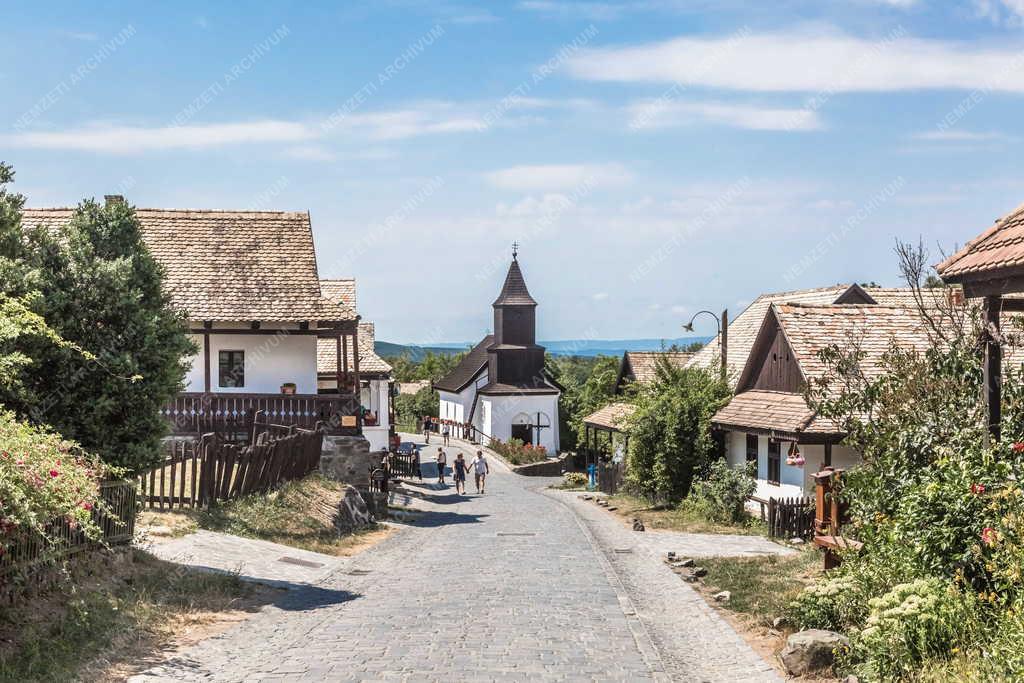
[787,575,867,632]
[683,460,755,524]
[560,472,588,489]
[0,410,113,552]
[851,579,979,681]
[490,438,548,465]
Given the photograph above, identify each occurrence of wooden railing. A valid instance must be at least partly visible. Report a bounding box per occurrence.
[162,392,359,438]
[0,480,137,578]
[139,427,324,509]
[597,461,626,495]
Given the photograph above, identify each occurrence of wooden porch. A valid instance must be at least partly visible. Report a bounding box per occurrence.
[162,392,360,438]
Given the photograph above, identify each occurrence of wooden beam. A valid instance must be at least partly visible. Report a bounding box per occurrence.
[335,333,342,396]
[824,441,832,467]
[203,331,211,394]
[342,334,349,395]
[720,308,729,383]
[984,295,1002,443]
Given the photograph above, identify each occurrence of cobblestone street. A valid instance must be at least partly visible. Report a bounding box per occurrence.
[131,438,780,682]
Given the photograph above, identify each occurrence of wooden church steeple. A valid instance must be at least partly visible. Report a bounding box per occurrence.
[487,248,547,388]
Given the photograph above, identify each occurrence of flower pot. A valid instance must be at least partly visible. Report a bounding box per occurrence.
[280,383,296,395]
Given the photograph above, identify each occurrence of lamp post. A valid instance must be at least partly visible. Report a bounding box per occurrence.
[683,309,728,382]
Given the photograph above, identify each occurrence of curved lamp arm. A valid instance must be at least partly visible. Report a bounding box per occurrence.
[682,310,721,334]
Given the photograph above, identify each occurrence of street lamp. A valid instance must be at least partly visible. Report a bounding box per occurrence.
[683,309,728,382]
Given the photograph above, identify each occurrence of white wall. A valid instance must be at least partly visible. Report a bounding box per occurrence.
[723,429,863,498]
[184,331,318,394]
[480,393,560,453]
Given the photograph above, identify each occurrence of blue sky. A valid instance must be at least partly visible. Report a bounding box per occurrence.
[5,1,1024,344]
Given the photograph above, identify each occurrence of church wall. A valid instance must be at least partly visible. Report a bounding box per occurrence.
[481,393,560,453]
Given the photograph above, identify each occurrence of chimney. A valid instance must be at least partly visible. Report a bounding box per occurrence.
[104,194,125,207]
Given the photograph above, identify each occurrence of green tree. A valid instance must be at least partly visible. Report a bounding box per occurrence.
[0,168,194,472]
[393,385,439,427]
[548,354,619,451]
[624,360,731,502]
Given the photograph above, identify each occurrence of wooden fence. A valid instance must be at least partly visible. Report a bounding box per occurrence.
[767,496,815,540]
[138,426,324,509]
[387,450,420,479]
[597,461,626,495]
[0,480,137,578]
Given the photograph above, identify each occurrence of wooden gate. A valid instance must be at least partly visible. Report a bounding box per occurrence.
[767,496,815,540]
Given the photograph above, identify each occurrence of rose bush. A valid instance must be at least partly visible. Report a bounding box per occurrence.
[0,410,113,553]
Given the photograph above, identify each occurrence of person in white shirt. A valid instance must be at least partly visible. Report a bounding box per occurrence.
[472,450,489,494]
[436,447,447,485]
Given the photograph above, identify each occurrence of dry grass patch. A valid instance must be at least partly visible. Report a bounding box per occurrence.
[605,493,766,536]
[0,549,274,682]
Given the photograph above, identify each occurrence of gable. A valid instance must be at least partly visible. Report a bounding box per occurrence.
[833,283,878,304]
[737,307,805,393]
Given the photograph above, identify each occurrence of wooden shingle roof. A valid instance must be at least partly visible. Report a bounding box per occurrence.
[492,258,537,306]
[583,402,636,431]
[320,279,356,312]
[317,322,392,376]
[22,207,352,322]
[620,351,694,386]
[433,336,493,393]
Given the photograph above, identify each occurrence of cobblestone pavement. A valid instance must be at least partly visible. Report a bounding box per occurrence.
[131,439,778,682]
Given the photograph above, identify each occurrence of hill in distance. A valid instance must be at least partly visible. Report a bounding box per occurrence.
[377,337,712,360]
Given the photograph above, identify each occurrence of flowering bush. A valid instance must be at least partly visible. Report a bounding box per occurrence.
[0,410,113,553]
[560,472,588,489]
[852,579,978,681]
[490,438,548,465]
[787,576,866,632]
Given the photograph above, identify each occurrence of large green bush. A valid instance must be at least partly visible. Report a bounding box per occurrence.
[624,361,730,503]
[683,460,755,524]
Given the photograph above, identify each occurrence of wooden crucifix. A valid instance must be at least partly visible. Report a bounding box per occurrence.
[532,412,549,445]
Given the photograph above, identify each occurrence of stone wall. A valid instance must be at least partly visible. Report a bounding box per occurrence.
[511,451,575,477]
[320,435,378,487]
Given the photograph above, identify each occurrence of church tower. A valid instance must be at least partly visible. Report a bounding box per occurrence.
[487,250,547,388]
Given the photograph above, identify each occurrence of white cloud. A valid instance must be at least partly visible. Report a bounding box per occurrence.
[496,193,575,216]
[516,1,630,20]
[911,129,1010,142]
[973,0,1024,25]
[628,99,822,131]
[568,28,1024,92]
[592,292,609,300]
[282,145,336,161]
[670,304,688,314]
[485,163,632,191]
[6,120,314,153]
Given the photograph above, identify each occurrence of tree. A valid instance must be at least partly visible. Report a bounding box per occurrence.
[547,354,618,451]
[624,360,731,502]
[393,385,439,426]
[0,167,194,472]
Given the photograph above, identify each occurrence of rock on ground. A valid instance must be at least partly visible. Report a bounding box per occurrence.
[780,629,850,676]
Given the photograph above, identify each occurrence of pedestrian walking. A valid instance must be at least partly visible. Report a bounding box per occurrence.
[436,447,447,485]
[472,450,489,494]
[452,452,469,494]
[442,422,450,446]
[423,415,431,444]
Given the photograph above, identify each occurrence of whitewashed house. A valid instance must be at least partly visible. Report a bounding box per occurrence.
[317,279,394,452]
[434,253,561,453]
[23,199,364,438]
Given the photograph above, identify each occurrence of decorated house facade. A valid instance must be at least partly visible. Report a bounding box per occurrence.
[434,254,561,453]
[24,198,364,439]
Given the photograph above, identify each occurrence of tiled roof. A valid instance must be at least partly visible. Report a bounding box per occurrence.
[433,336,493,393]
[493,259,537,306]
[686,285,923,383]
[583,402,636,430]
[320,279,356,312]
[712,390,819,435]
[22,207,353,322]
[937,202,1024,281]
[771,303,936,386]
[622,351,694,384]
[317,321,392,376]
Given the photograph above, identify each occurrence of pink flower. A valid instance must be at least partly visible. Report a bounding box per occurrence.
[971,483,986,495]
[81,502,93,511]
[1013,443,1024,453]
[982,527,998,546]
[49,469,59,478]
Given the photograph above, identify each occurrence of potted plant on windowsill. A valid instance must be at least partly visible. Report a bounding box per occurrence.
[280,382,297,395]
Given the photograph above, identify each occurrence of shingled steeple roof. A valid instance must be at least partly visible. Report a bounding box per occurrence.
[492,256,538,306]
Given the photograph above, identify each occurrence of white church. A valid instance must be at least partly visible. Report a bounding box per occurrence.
[433,252,561,453]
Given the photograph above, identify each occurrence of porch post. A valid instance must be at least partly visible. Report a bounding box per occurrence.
[203,325,211,394]
[353,326,362,430]
[342,333,349,394]
[824,441,832,468]
[983,295,1002,443]
[720,308,729,383]
[335,332,343,395]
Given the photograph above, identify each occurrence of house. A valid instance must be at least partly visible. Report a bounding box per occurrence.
[23,198,363,439]
[433,252,561,452]
[317,279,394,452]
[614,350,694,393]
[686,284,923,383]
[711,301,936,499]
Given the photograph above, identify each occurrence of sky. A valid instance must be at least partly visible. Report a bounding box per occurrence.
[5,1,1024,344]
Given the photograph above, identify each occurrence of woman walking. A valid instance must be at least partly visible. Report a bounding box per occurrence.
[436,447,447,485]
[452,452,469,494]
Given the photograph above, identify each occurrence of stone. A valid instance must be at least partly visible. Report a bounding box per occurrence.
[676,558,695,568]
[692,566,708,578]
[598,500,608,507]
[606,506,618,511]
[780,629,850,676]
[682,574,700,583]
[320,435,375,486]
[713,591,730,603]
[772,616,787,629]
[581,494,593,501]
[666,551,676,561]
[789,537,805,545]
[333,484,376,533]
[632,519,646,532]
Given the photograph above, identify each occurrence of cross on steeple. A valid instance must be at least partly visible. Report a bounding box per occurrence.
[512,241,519,260]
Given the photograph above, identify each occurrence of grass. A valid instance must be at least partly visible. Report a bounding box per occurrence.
[605,493,767,536]
[697,549,821,627]
[0,549,267,682]
[139,474,392,556]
